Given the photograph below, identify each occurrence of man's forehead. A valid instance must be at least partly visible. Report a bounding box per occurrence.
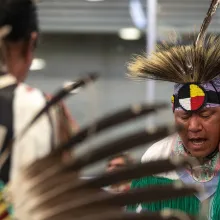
[174,107,220,114]
[109,157,125,163]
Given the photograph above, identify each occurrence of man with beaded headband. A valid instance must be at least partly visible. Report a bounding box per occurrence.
[127,0,220,219]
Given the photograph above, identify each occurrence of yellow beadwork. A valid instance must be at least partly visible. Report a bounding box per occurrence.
[190,84,205,97]
[171,95,174,103]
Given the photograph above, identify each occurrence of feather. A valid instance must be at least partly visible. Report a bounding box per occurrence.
[195,0,220,46]
[17,157,197,207]
[6,103,208,220]
[21,124,180,193]
[0,73,99,169]
[74,210,196,220]
[127,0,220,84]
[30,183,199,220]
[12,166,201,220]
[57,103,167,151]
[0,26,12,42]
[127,36,220,84]
[24,103,168,178]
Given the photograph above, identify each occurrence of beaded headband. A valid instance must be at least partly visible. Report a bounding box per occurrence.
[172,76,220,112]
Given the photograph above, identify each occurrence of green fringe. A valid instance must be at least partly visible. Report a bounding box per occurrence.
[127,176,200,215]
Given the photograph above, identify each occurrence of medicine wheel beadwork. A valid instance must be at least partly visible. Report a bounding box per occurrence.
[177,84,207,112]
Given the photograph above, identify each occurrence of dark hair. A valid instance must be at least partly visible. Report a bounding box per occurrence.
[107,153,134,166]
[0,0,38,42]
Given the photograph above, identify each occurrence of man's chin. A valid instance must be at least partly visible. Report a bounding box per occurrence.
[186,142,208,156]
[189,151,208,158]
[188,148,214,158]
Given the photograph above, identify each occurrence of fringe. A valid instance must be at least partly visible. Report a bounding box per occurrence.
[127,176,200,215]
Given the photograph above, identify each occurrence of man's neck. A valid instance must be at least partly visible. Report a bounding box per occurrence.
[183,145,218,162]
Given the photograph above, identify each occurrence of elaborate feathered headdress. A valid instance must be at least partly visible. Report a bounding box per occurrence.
[127,0,220,112]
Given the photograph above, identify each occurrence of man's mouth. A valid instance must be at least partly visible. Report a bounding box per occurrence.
[189,138,207,146]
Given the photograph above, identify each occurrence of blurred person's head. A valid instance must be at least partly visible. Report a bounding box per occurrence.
[106,153,134,173]
[105,153,134,193]
[0,0,39,82]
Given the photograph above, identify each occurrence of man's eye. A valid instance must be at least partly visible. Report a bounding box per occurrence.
[200,114,211,118]
[200,111,213,118]
[180,115,190,120]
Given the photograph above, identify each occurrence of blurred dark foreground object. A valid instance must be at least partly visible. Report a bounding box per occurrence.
[5,100,205,220]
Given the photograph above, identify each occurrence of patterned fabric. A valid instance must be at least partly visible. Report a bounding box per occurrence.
[0,182,12,220]
[172,136,220,183]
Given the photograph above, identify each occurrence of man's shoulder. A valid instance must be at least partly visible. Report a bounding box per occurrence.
[141,135,176,163]
[17,83,42,96]
[15,83,46,107]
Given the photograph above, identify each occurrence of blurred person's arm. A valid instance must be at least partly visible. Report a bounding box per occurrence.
[45,93,79,145]
[10,87,79,185]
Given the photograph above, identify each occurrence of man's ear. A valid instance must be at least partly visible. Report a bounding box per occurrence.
[21,32,38,57]
[30,32,38,49]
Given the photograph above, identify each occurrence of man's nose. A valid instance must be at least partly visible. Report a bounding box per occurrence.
[188,115,202,133]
